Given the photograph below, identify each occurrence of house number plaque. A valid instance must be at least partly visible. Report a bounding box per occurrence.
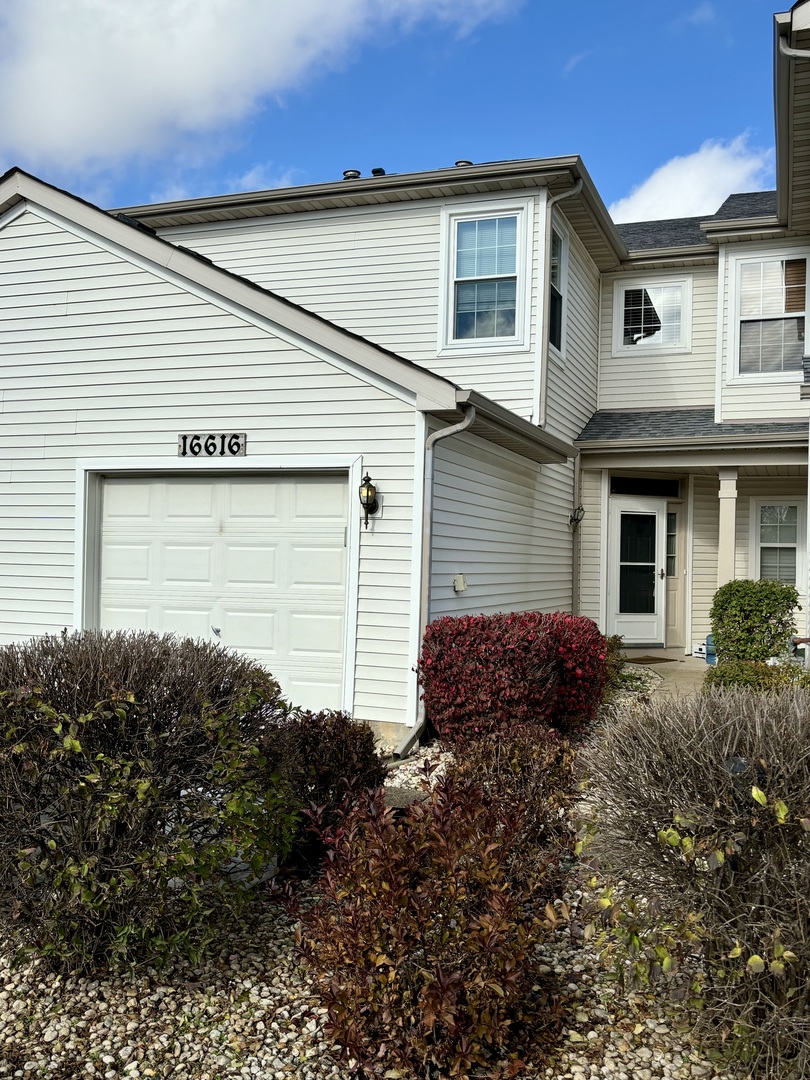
[178,433,247,457]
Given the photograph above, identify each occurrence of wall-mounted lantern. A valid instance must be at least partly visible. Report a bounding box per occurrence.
[569,505,585,529]
[359,473,379,529]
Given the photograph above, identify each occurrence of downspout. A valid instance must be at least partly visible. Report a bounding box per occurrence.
[394,403,476,759]
[779,35,810,59]
[570,453,582,615]
[536,179,583,427]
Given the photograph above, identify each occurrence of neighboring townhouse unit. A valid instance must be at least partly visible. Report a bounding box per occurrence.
[1,1,809,743]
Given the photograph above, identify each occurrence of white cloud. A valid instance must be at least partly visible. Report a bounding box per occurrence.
[609,135,774,223]
[0,0,517,172]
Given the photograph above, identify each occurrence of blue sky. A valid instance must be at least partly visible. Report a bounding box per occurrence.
[0,1,779,220]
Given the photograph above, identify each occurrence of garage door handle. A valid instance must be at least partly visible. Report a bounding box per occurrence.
[212,626,221,638]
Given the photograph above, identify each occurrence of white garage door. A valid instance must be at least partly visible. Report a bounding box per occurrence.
[99,475,348,711]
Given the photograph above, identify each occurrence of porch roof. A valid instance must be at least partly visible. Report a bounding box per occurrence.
[576,408,809,450]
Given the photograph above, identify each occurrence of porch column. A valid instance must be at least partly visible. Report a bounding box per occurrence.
[717,467,738,586]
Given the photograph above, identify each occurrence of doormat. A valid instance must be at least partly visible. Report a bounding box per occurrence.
[623,656,677,664]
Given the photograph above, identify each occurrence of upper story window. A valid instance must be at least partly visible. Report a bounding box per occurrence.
[612,277,692,356]
[548,226,566,354]
[454,216,517,340]
[737,257,806,375]
[441,199,532,353]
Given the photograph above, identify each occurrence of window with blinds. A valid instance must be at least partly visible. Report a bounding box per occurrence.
[612,277,691,355]
[738,257,806,374]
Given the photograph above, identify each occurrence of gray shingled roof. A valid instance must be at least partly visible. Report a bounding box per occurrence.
[577,408,808,443]
[615,217,707,251]
[709,191,777,221]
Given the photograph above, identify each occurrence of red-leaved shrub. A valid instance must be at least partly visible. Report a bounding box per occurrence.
[418,611,607,741]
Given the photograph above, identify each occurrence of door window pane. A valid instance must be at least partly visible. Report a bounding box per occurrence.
[620,565,655,613]
[620,514,655,563]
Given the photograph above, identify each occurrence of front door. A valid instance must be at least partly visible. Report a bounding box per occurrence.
[607,496,667,646]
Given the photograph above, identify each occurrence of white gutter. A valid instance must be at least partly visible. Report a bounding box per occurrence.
[779,34,810,59]
[536,179,583,427]
[394,404,476,759]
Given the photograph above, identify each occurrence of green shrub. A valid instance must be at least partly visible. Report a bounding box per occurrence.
[709,578,799,662]
[264,708,387,870]
[600,634,626,702]
[0,631,297,972]
[704,658,810,692]
[299,774,567,1078]
[583,689,810,1077]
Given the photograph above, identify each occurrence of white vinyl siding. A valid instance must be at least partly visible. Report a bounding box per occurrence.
[599,265,717,410]
[430,433,572,617]
[161,198,540,420]
[0,208,420,730]
[545,217,600,442]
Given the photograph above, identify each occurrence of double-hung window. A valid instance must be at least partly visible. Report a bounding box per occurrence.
[737,257,806,375]
[443,201,531,351]
[548,226,566,353]
[454,216,517,340]
[750,499,806,592]
[612,277,692,355]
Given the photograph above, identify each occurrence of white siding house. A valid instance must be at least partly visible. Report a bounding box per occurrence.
[0,170,574,747]
[7,0,810,747]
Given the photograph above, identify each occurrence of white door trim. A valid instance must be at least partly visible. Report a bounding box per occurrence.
[74,454,363,716]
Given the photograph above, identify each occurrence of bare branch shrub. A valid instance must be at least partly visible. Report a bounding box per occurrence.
[583,689,810,1077]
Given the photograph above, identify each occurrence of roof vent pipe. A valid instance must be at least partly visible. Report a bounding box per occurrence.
[455,160,473,167]
[371,167,386,176]
[342,169,361,180]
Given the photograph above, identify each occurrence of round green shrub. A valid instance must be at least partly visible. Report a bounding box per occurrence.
[709,578,799,663]
[0,631,298,972]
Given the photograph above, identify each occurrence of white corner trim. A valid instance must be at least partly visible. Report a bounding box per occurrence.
[599,469,609,630]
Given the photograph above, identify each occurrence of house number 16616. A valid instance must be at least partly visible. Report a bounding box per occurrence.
[178,433,247,457]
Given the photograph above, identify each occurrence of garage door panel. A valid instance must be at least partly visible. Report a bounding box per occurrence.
[222,609,277,653]
[161,544,213,583]
[100,604,151,630]
[289,544,345,588]
[226,482,280,521]
[163,482,217,521]
[223,544,278,586]
[102,543,152,583]
[157,607,214,638]
[288,611,344,656]
[103,481,154,520]
[99,475,348,713]
[292,480,348,521]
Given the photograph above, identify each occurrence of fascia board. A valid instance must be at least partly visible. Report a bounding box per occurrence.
[455,389,576,462]
[0,170,458,413]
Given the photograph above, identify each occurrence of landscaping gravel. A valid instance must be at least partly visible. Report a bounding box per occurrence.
[0,667,741,1079]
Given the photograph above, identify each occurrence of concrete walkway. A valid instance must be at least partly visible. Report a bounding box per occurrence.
[622,647,708,696]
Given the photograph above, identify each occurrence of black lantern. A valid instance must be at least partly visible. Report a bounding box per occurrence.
[359,473,379,528]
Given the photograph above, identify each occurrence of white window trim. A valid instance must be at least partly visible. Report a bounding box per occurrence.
[748,497,807,597]
[548,217,569,363]
[728,248,808,384]
[438,197,533,355]
[611,275,693,357]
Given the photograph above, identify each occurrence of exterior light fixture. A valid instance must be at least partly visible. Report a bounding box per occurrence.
[569,505,585,529]
[359,473,379,528]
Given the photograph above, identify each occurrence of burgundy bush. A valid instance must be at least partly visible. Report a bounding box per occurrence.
[418,610,608,741]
